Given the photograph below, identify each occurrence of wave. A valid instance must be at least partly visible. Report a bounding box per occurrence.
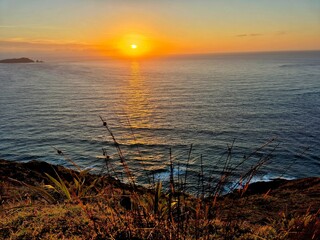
[279,62,320,68]
[222,173,296,194]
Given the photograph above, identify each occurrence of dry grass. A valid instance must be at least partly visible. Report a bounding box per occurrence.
[1,162,319,239]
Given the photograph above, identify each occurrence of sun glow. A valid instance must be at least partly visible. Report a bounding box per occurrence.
[115,34,152,58]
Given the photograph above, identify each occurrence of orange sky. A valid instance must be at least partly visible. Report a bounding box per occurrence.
[1,0,319,59]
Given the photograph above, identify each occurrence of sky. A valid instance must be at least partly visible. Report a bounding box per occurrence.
[0,0,320,59]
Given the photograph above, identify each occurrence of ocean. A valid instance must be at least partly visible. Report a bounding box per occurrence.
[1,51,319,191]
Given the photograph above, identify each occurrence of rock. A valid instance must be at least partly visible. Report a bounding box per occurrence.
[0,57,35,63]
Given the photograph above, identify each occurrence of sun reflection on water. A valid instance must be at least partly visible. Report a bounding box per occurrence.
[120,62,156,145]
[111,61,167,173]
[126,62,153,127]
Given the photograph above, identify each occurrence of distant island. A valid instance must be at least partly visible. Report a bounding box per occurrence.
[0,57,43,63]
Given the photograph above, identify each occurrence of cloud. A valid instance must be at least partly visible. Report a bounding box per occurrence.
[236,34,248,37]
[235,33,263,38]
[0,25,59,30]
[249,33,262,37]
[0,38,99,51]
[235,31,287,38]
[275,31,287,35]
[0,38,117,59]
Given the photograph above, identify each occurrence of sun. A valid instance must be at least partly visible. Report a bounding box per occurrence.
[115,34,152,58]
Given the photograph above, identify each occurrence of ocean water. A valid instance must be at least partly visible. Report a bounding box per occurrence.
[0,51,319,190]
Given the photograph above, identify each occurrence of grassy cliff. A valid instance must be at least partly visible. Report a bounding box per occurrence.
[0,159,319,239]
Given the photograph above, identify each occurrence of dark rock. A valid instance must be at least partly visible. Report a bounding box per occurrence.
[0,159,148,195]
[0,57,34,63]
[120,196,132,210]
[242,178,288,195]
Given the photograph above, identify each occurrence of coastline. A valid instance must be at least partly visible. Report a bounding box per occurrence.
[1,159,319,239]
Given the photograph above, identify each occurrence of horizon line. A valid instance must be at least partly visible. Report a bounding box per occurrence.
[1,49,320,62]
